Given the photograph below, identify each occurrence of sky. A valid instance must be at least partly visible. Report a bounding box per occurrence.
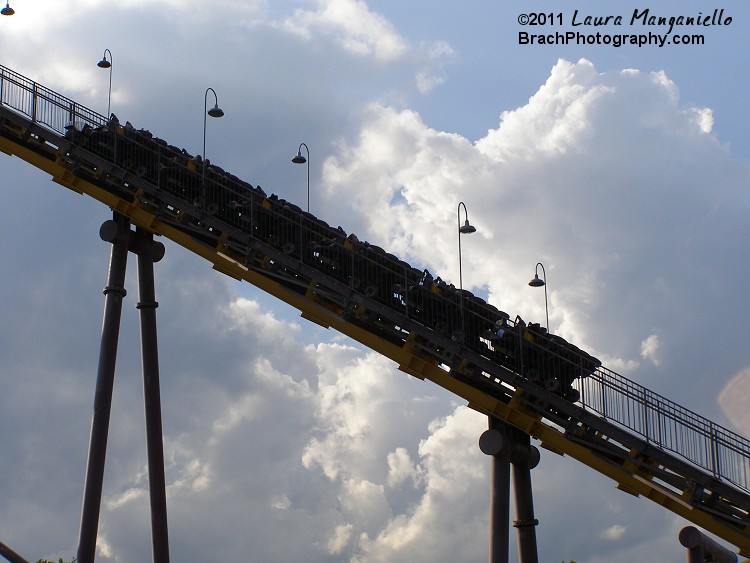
[1,1,750,561]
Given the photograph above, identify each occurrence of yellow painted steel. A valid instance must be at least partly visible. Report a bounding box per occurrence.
[1,131,748,557]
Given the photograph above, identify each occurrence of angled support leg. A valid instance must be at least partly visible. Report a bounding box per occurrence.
[134,228,170,563]
[77,215,131,563]
[77,219,172,563]
[511,432,540,563]
[0,539,30,563]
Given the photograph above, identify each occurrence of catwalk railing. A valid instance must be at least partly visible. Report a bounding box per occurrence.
[579,367,750,488]
[1,62,749,498]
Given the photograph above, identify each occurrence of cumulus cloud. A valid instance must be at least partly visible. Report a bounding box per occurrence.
[352,407,488,562]
[386,447,423,488]
[322,58,749,402]
[327,523,354,555]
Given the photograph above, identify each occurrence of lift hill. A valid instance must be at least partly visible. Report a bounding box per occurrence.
[1,63,749,556]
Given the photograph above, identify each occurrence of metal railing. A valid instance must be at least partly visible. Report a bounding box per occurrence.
[0,65,106,134]
[578,367,750,490]
[1,62,749,496]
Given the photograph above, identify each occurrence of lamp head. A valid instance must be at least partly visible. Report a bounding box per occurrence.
[458,219,476,234]
[207,104,224,118]
[97,58,111,69]
[1,3,14,15]
[292,152,307,164]
[528,274,545,287]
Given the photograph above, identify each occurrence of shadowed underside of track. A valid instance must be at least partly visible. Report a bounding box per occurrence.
[1,64,750,556]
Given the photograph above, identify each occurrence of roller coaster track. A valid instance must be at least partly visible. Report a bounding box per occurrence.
[1,63,750,557]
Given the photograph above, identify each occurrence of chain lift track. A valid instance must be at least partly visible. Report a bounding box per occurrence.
[1,64,750,556]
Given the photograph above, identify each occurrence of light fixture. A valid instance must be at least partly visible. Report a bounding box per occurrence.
[96,49,113,118]
[528,262,549,332]
[1,2,14,15]
[457,201,477,293]
[202,87,224,205]
[207,104,224,118]
[292,142,310,212]
[456,201,476,342]
[459,219,476,234]
[529,274,545,287]
[203,87,225,163]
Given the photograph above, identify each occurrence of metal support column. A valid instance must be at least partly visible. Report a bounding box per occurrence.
[679,526,738,563]
[77,215,131,563]
[512,432,540,563]
[77,218,171,562]
[480,417,512,563]
[134,228,170,563]
[480,418,541,563]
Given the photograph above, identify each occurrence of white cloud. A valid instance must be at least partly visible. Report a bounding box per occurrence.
[321,58,748,396]
[640,334,661,366]
[601,524,627,541]
[352,407,487,562]
[340,478,390,531]
[105,487,146,511]
[327,523,353,555]
[281,0,409,62]
[476,59,614,160]
[275,0,452,93]
[688,107,714,134]
[386,447,423,488]
[169,458,211,493]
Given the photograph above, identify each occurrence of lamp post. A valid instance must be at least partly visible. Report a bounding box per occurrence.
[97,49,113,119]
[528,262,549,333]
[202,87,224,201]
[292,142,310,213]
[457,201,477,291]
[457,201,476,341]
[1,2,14,15]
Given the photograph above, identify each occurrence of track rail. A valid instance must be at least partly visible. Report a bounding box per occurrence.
[1,63,750,555]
